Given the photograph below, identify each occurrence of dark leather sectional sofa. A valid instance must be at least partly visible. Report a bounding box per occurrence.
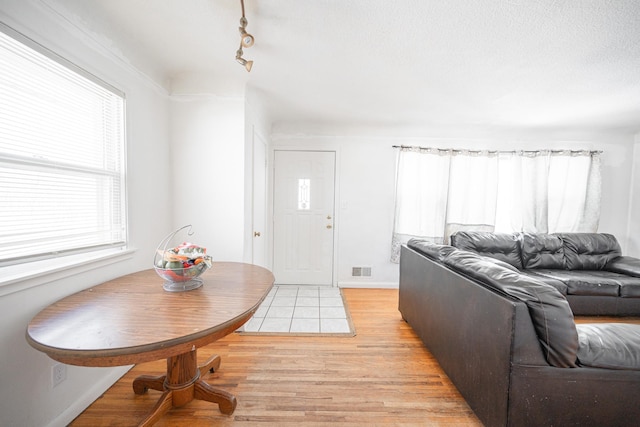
[451,231,640,316]
[399,232,640,427]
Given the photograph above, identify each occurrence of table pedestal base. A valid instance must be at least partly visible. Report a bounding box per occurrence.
[132,350,236,426]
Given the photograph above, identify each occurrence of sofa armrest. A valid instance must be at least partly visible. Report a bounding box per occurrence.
[407,239,456,261]
[606,256,640,277]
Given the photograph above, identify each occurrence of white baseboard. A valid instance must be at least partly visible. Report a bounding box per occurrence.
[47,365,132,427]
[338,281,398,289]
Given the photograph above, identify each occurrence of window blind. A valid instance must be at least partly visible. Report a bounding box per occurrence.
[0,24,127,265]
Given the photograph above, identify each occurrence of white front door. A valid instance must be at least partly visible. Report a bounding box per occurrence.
[273,150,336,285]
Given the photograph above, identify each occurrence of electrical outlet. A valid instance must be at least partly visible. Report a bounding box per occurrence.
[52,363,67,387]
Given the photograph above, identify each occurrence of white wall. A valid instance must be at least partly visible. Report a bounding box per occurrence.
[271,134,398,287]
[169,94,246,261]
[627,133,640,257]
[272,125,636,288]
[598,138,637,244]
[0,1,172,426]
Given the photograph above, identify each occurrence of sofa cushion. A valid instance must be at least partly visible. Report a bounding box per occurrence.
[606,256,640,278]
[558,233,622,270]
[577,323,640,370]
[620,282,640,298]
[450,231,523,270]
[519,271,568,295]
[531,270,629,297]
[407,239,456,262]
[443,250,578,368]
[520,233,566,270]
[483,257,521,273]
[620,283,640,298]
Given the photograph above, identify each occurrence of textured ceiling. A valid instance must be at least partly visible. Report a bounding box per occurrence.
[46,0,640,135]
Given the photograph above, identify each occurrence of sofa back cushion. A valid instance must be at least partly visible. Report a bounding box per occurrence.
[558,233,622,270]
[443,250,579,368]
[450,231,523,270]
[520,233,566,269]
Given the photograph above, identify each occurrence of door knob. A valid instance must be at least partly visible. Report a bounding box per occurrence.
[254,231,261,237]
[326,225,332,229]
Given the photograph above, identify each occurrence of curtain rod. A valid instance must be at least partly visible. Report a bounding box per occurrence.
[391,145,603,155]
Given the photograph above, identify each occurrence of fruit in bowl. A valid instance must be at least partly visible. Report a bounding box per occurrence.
[154,242,213,283]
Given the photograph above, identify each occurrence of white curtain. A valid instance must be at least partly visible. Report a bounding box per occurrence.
[391,147,601,262]
[495,152,551,233]
[547,151,601,232]
[390,148,450,262]
[444,151,499,238]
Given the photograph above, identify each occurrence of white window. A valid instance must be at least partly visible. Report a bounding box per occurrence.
[391,147,601,262]
[0,24,127,266]
[297,178,311,210]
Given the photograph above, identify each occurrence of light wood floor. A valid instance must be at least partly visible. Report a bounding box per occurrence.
[70,288,482,426]
[70,289,640,426]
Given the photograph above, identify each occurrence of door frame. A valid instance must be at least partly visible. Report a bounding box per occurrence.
[268,145,341,287]
[251,129,267,267]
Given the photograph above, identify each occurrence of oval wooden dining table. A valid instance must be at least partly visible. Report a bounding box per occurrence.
[26,262,274,426]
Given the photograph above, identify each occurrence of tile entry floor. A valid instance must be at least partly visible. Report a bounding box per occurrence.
[240,285,352,334]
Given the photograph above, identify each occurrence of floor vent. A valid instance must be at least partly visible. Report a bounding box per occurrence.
[352,267,372,277]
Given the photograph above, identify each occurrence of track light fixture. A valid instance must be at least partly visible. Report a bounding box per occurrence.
[236,47,253,72]
[239,16,254,47]
[236,0,254,72]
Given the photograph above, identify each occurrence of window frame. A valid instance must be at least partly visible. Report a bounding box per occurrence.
[0,22,129,269]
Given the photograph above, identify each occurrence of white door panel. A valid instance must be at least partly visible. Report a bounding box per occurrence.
[273,150,335,285]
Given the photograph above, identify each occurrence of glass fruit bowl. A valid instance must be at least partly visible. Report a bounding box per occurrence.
[153,225,212,292]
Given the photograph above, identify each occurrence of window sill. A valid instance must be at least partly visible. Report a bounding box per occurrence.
[0,248,136,297]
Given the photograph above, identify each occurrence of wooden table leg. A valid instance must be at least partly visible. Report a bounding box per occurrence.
[138,390,172,427]
[194,378,237,414]
[133,374,166,394]
[132,350,236,426]
[198,354,221,376]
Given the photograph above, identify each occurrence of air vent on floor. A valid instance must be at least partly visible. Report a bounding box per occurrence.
[352,266,372,277]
